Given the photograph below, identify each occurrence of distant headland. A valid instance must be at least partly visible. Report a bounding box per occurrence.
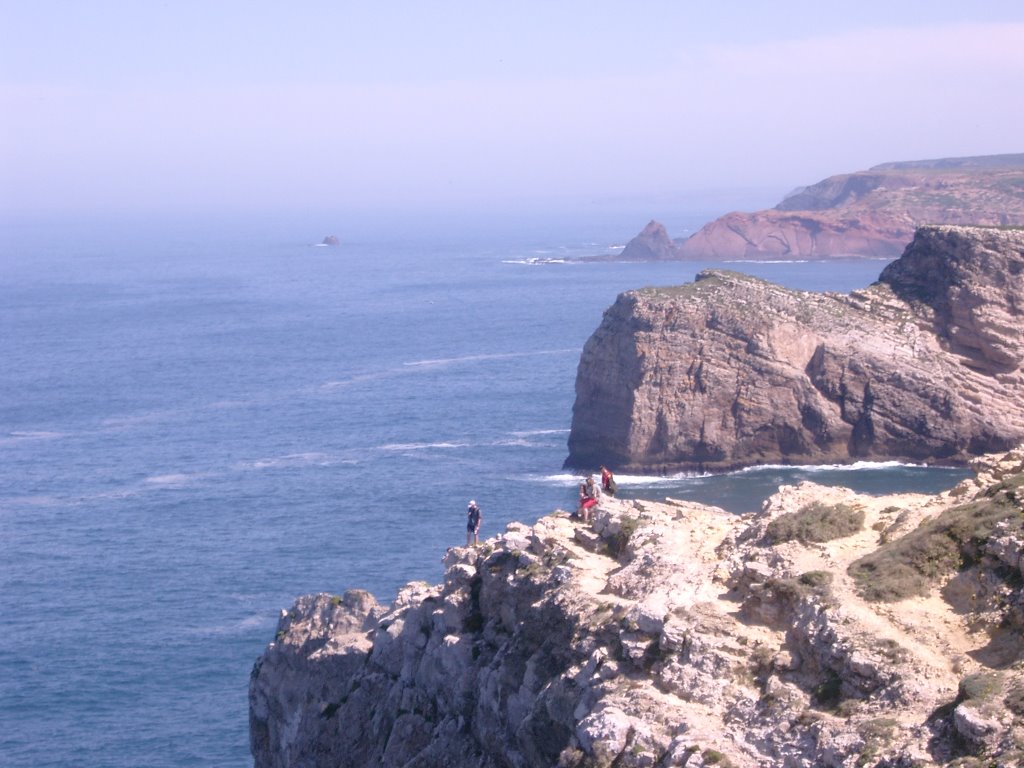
[613,153,1024,262]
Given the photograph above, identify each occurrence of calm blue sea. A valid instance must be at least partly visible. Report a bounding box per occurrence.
[0,209,968,767]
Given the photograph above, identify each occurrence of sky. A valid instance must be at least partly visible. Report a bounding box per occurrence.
[2,1,1023,220]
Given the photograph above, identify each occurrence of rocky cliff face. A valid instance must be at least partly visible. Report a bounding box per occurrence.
[565,226,1024,473]
[250,448,1024,767]
[633,153,1024,261]
[619,221,680,261]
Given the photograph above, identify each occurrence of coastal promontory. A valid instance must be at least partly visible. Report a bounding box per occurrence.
[622,153,1024,261]
[250,448,1024,767]
[566,225,1024,473]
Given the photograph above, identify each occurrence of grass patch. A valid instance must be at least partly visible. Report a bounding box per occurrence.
[766,502,865,545]
[1005,682,1024,716]
[958,671,1001,703]
[849,473,1024,602]
[798,570,834,591]
[701,749,735,767]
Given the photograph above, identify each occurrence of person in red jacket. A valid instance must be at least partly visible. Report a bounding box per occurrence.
[600,465,617,497]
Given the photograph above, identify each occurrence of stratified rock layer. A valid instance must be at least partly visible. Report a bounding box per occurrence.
[566,226,1024,473]
[250,448,1024,767]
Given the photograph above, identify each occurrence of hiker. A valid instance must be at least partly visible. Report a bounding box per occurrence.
[577,475,599,523]
[600,465,617,497]
[466,500,482,547]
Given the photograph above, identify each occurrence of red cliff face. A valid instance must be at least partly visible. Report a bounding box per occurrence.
[675,209,913,260]
[566,226,1024,472]
[665,154,1024,261]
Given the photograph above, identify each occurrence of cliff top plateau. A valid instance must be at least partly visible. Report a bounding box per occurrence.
[250,447,1024,767]
[567,225,1024,473]
[616,153,1024,262]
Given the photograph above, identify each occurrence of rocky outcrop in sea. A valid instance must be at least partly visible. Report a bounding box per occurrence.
[250,448,1024,767]
[565,225,1024,473]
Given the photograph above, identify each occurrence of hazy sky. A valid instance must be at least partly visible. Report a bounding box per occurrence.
[2,2,1023,218]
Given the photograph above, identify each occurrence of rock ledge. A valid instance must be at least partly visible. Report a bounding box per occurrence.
[251,448,1024,767]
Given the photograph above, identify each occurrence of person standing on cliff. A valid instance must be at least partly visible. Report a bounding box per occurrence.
[600,465,617,497]
[466,500,482,547]
[577,476,599,523]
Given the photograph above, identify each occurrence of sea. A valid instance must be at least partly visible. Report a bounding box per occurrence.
[0,206,970,767]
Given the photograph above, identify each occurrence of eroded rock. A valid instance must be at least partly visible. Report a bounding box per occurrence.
[566,226,1024,472]
[251,448,1024,767]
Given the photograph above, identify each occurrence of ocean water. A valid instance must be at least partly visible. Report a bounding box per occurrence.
[0,210,969,767]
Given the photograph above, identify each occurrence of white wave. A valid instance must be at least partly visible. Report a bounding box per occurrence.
[184,614,273,637]
[490,438,537,447]
[404,349,576,368]
[377,441,468,451]
[510,428,570,437]
[736,460,926,474]
[0,430,65,445]
[724,259,811,264]
[143,473,194,486]
[207,399,250,410]
[237,452,335,470]
[500,257,572,265]
[534,473,586,486]
[0,494,61,508]
[101,409,181,429]
[608,244,626,250]
[615,472,711,485]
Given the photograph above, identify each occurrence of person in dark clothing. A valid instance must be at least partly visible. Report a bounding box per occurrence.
[466,500,482,547]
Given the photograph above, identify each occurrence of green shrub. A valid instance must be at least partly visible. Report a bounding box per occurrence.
[813,671,843,709]
[799,570,834,591]
[1005,683,1024,716]
[701,749,735,767]
[958,671,1001,703]
[766,502,865,544]
[849,477,1024,602]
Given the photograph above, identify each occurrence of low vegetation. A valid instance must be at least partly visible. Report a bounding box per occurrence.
[766,502,865,545]
[849,472,1024,602]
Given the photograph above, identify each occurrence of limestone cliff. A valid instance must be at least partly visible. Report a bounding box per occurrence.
[633,153,1024,261]
[565,225,1024,473]
[250,448,1024,767]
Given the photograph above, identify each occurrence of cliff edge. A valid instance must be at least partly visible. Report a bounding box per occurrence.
[250,448,1024,767]
[565,225,1024,473]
